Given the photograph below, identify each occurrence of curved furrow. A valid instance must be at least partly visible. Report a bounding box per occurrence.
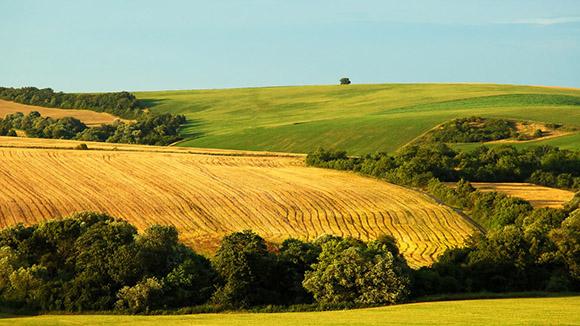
[302,188,353,239]
[0,145,477,266]
[190,163,274,235]
[1,151,82,223]
[157,159,242,234]
[211,167,300,237]
[106,154,198,224]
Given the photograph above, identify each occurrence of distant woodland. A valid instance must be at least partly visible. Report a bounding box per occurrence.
[0,87,186,146]
[0,87,144,119]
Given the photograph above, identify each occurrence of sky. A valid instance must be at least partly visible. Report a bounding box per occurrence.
[1,0,580,92]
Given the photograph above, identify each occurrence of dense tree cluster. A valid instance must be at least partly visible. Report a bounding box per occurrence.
[0,213,214,312]
[427,179,533,229]
[0,87,144,119]
[0,215,410,313]
[0,112,86,139]
[306,144,580,190]
[413,189,580,296]
[426,116,519,143]
[307,146,580,295]
[78,113,186,145]
[0,111,186,146]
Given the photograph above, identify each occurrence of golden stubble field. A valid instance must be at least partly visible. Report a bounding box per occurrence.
[0,99,126,126]
[0,137,478,267]
[471,182,575,208]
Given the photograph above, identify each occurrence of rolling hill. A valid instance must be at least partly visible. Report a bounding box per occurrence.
[0,137,477,267]
[136,83,580,154]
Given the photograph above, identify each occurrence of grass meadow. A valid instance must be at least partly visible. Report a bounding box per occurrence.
[2,296,578,325]
[136,83,580,154]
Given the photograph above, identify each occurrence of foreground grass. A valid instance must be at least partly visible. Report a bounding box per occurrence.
[2,296,579,325]
[136,83,580,154]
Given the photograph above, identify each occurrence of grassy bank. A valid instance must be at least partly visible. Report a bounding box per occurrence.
[2,296,578,325]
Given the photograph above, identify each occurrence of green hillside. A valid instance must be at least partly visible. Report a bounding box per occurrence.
[136,83,580,154]
[3,296,579,326]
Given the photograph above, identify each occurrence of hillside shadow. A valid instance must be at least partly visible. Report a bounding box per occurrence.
[180,119,205,140]
[139,98,167,109]
[137,98,207,140]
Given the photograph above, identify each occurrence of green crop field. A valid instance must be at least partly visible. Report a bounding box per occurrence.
[2,296,578,326]
[136,83,580,154]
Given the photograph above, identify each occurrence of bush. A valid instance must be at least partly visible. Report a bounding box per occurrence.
[211,230,277,308]
[115,277,164,313]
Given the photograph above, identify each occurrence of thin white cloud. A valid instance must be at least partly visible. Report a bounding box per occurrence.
[501,17,580,26]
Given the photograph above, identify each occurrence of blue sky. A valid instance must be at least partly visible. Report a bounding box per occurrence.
[1,0,579,92]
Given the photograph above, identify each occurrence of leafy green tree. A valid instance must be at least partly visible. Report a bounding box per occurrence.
[276,238,321,303]
[162,255,216,307]
[339,77,351,85]
[521,208,566,263]
[467,225,532,291]
[65,217,138,311]
[549,210,580,279]
[0,246,19,294]
[115,277,164,313]
[136,225,181,278]
[5,265,46,308]
[211,230,276,307]
[303,236,410,305]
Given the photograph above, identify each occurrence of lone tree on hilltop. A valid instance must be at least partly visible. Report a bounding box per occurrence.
[340,77,351,85]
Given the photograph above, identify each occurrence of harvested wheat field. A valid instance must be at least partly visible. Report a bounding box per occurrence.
[0,99,124,126]
[0,138,477,267]
[471,182,575,208]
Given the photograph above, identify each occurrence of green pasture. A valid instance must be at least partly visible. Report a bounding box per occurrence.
[136,83,580,154]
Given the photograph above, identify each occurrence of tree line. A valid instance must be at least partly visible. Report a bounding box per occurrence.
[0,111,186,146]
[306,144,580,190]
[0,213,411,313]
[1,198,577,314]
[0,87,144,119]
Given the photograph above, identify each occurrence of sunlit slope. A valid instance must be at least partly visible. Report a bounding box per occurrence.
[448,182,575,208]
[0,137,477,267]
[136,84,580,154]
